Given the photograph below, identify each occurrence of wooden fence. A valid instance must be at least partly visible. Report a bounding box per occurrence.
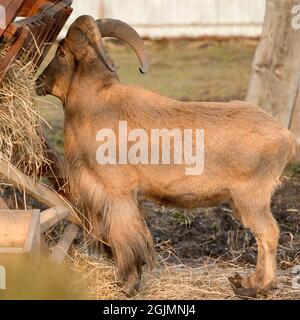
[62,0,266,38]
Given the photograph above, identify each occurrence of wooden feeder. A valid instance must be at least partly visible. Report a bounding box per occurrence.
[0,0,73,81]
[0,205,80,266]
[0,208,80,299]
[0,0,81,266]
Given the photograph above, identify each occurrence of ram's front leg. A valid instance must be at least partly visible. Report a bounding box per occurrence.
[67,164,106,256]
[103,196,155,295]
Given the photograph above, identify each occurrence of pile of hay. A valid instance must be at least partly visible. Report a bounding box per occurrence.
[0,44,49,176]
[68,248,300,300]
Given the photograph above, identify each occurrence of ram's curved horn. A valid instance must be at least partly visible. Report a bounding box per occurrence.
[67,15,116,72]
[96,18,149,74]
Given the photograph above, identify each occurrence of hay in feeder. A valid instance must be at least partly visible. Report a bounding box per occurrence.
[0,44,50,177]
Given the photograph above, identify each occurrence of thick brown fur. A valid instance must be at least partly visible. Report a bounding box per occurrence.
[37,16,297,294]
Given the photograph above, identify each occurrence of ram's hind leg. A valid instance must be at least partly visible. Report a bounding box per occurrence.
[103,196,155,296]
[231,182,279,291]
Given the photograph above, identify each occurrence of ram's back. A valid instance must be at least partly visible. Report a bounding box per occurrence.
[109,84,296,168]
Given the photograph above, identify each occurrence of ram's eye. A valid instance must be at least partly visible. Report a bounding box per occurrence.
[59,50,66,58]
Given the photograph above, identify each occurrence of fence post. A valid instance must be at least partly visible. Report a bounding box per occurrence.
[0,265,6,290]
[246,0,300,162]
[99,0,105,18]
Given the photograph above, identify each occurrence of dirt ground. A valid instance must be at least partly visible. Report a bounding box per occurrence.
[145,166,300,268]
[36,39,300,299]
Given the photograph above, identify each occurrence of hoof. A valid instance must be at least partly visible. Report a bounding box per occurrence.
[228,273,273,298]
[122,280,140,297]
[228,274,258,298]
[118,270,141,297]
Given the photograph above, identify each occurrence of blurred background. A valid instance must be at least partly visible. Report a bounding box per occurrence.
[62,0,266,38]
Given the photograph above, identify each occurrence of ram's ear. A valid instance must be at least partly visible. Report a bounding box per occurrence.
[66,15,116,71]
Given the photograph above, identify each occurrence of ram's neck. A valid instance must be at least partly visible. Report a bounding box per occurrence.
[78,59,119,87]
[65,61,120,113]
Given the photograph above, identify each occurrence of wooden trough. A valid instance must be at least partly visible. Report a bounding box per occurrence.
[0,210,40,264]
[0,160,81,265]
[0,206,80,265]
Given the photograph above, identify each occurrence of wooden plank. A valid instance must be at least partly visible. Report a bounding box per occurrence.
[0,209,40,265]
[0,0,27,37]
[0,160,80,226]
[13,0,63,17]
[0,1,15,6]
[1,0,73,80]
[0,198,9,210]
[0,26,29,82]
[23,209,40,252]
[19,0,56,17]
[18,0,39,17]
[0,20,19,40]
[24,209,40,265]
[40,206,70,233]
[50,223,79,264]
[0,211,32,247]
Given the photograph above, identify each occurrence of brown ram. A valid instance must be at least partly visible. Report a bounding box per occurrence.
[37,15,296,295]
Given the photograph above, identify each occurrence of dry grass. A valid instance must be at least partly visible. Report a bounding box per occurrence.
[68,247,300,300]
[0,44,49,176]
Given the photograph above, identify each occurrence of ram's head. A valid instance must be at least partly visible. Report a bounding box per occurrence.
[36,15,149,101]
